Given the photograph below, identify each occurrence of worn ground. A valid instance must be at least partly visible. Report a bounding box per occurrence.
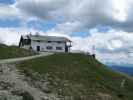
[1,53,133,100]
[0,53,59,100]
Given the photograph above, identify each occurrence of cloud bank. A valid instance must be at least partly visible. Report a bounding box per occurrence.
[14,0,133,32]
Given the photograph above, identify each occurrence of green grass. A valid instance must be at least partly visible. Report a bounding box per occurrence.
[17,53,133,100]
[0,44,36,59]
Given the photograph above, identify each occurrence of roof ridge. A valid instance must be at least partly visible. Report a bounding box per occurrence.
[21,34,71,42]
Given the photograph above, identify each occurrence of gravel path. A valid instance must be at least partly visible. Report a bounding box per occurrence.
[0,53,59,100]
[0,52,53,64]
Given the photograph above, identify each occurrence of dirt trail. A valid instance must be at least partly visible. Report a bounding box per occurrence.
[0,53,59,100]
[0,52,53,64]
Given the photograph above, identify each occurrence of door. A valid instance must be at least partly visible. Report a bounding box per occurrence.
[36,46,40,52]
[65,46,68,52]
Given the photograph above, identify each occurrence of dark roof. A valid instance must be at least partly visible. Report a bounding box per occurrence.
[22,35,72,42]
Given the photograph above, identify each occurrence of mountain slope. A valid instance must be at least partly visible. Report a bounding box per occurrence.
[17,53,133,100]
[0,44,36,59]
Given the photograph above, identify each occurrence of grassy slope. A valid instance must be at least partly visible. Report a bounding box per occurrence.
[0,44,35,59]
[17,53,133,100]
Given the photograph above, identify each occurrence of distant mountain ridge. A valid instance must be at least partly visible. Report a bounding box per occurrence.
[109,66,133,76]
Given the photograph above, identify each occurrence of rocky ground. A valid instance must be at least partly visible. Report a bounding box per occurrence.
[0,52,60,100]
[0,63,59,100]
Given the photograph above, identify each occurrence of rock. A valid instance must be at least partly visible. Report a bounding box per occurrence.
[11,90,34,100]
[20,91,34,100]
[41,96,49,100]
[0,81,13,90]
[0,90,23,100]
[41,84,52,94]
[97,92,112,100]
[58,89,63,96]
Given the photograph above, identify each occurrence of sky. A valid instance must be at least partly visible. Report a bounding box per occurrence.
[0,0,133,66]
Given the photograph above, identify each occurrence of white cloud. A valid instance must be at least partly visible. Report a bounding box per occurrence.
[109,39,123,50]
[70,30,133,65]
[112,0,128,22]
[0,4,19,19]
[0,27,44,45]
[14,0,133,32]
[50,21,83,34]
[1,0,133,32]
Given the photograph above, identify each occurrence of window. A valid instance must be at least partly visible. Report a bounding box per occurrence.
[48,41,52,43]
[23,39,31,45]
[57,41,62,43]
[36,40,41,42]
[56,47,62,50]
[46,46,53,50]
